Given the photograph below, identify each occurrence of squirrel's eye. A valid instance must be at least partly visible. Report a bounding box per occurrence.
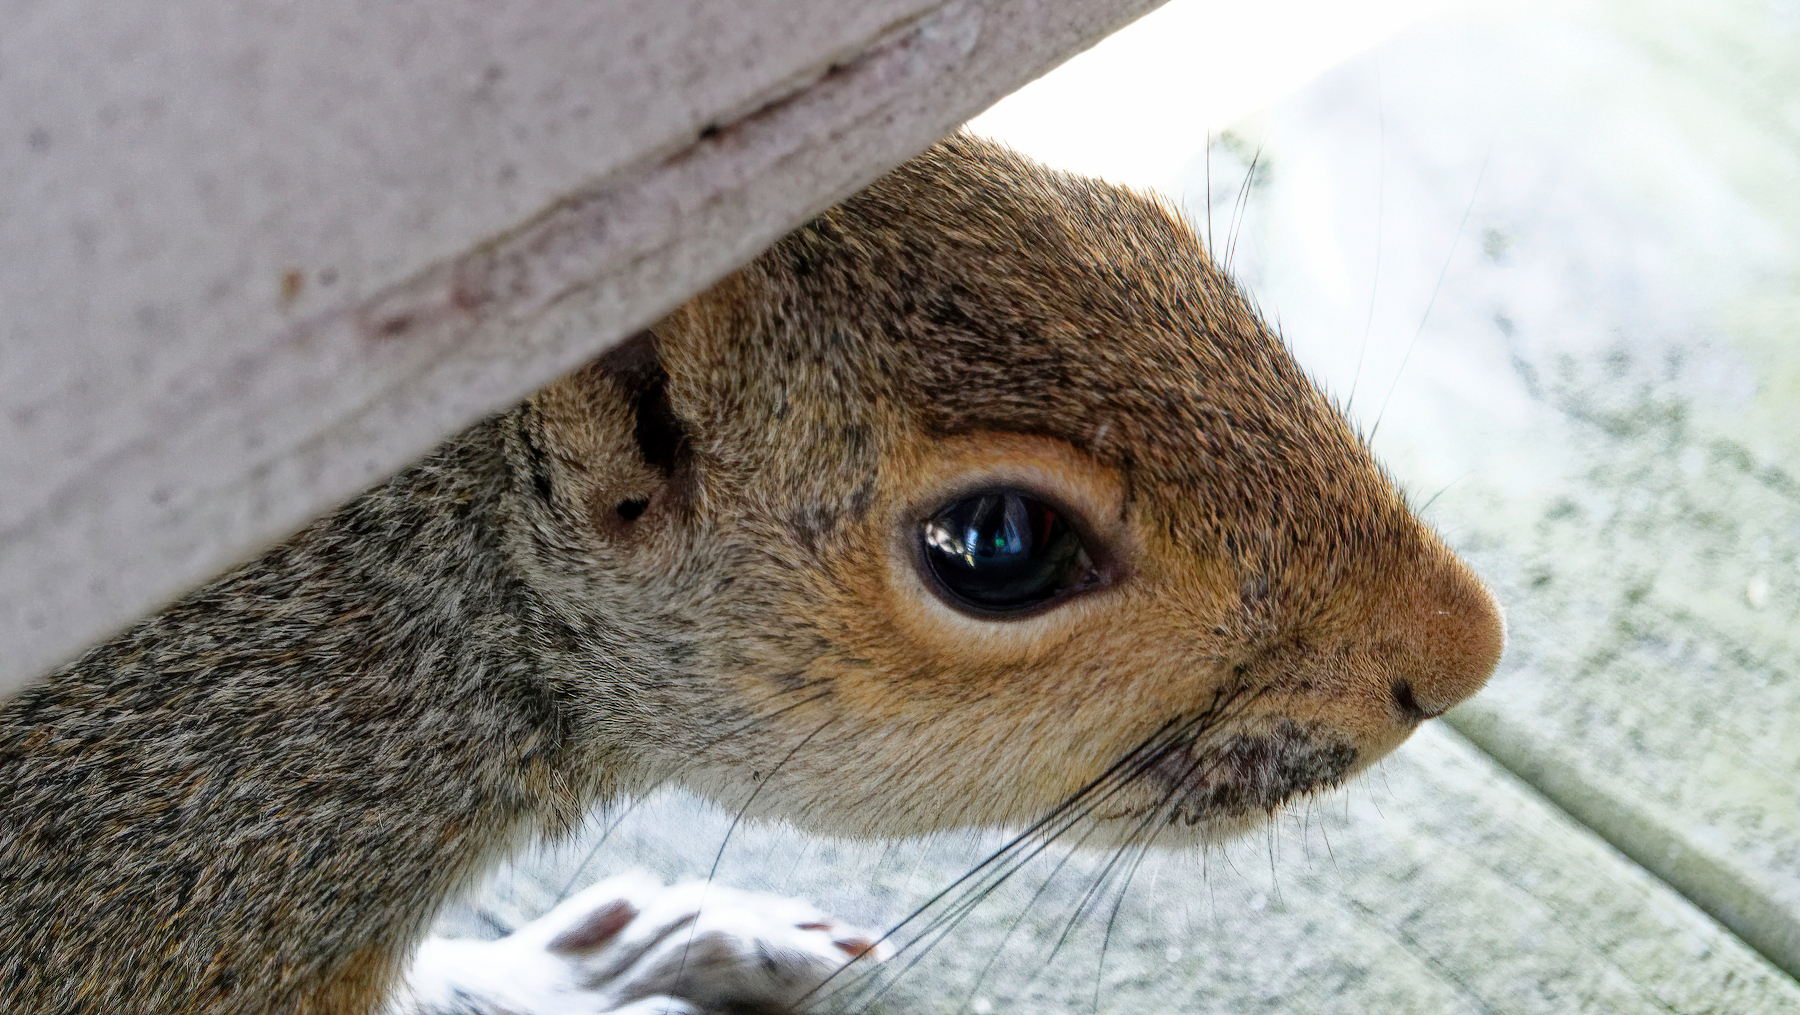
[919,492,1095,612]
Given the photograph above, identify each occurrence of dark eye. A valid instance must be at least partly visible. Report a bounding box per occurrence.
[919,491,1096,612]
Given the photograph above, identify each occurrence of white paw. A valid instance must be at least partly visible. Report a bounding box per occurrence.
[402,872,886,1015]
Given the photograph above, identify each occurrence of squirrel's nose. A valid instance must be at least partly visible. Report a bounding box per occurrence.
[1394,560,1505,718]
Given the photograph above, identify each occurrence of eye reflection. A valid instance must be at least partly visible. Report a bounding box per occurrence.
[922,515,966,560]
[918,491,1093,612]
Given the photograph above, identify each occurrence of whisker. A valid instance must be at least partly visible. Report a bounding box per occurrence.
[552,793,654,901]
[1319,805,1338,869]
[901,815,1128,1011]
[1205,137,1215,257]
[1224,147,1265,272]
[1266,821,1281,907]
[1051,739,1236,1001]
[851,695,1262,1009]
[673,716,836,991]
[956,811,1130,1009]
[1092,842,1154,1015]
[1416,469,1475,515]
[1040,834,1139,974]
[858,716,1199,939]
[544,687,837,906]
[689,686,836,756]
[818,695,1260,1009]
[827,725,1200,1006]
[1369,151,1490,443]
[708,717,837,887]
[1346,61,1387,416]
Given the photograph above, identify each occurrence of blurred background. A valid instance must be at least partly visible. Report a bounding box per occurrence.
[442,2,1800,1010]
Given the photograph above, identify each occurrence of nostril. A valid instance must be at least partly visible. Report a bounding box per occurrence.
[1391,678,1435,720]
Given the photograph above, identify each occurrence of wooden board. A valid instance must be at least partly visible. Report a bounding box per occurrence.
[0,0,1167,696]
[442,725,1800,1013]
[1165,0,1800,988]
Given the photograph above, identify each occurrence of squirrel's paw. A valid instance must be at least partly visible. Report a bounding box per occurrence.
[401,872,886,1015]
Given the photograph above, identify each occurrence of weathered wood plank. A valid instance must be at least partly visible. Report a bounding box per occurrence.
[1165,0,1800,983]
[441,726,1800,1012]
[0,0,1168,696]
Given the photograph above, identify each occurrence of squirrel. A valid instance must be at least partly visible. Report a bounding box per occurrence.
[0,133,1503,1015]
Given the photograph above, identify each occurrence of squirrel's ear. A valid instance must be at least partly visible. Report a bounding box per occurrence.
[527,329,700,537]
[594,330,692,480]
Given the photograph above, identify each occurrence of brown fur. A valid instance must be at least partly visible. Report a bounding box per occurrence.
[0,135,1501,1013]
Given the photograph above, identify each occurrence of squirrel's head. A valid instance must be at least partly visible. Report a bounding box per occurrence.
[512,134,1503,846]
